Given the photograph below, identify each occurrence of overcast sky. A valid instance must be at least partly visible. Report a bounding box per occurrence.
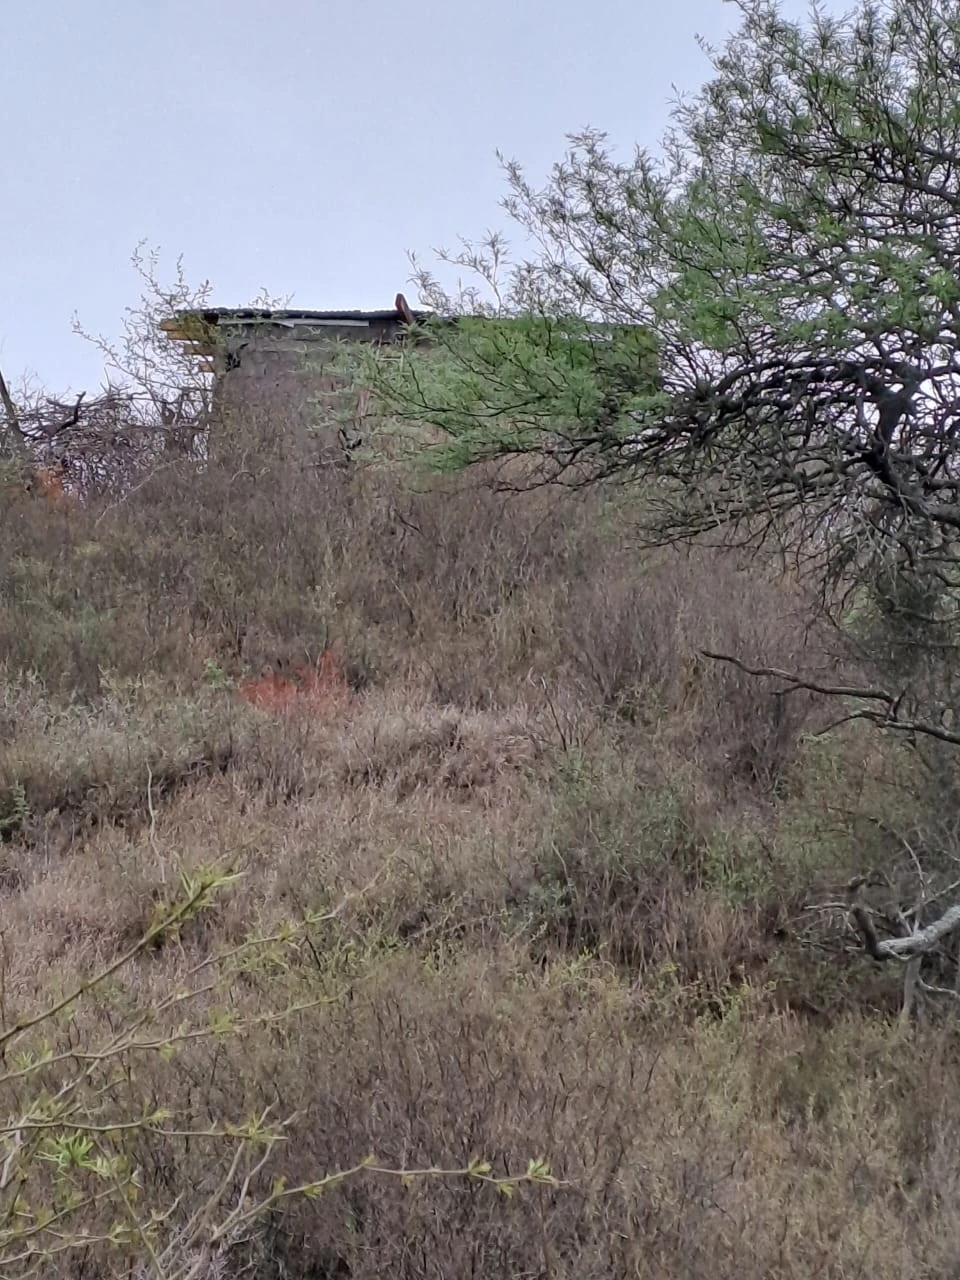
[5,0,805,393]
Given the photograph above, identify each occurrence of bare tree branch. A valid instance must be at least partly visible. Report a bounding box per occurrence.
[848,874,960,963]
[0,366,25,452]
[702,650,960,747]
[856,901,960,961]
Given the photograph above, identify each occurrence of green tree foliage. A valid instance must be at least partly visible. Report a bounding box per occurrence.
[384,313,663,477]
[378,0,960,613]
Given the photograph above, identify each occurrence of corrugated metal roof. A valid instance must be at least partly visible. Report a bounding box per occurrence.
[160,293,433,351]
[161,297,651,358]
[196,307,432,324]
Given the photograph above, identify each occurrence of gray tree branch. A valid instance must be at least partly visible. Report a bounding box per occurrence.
[701,650,960,747]
[0,367,25,453]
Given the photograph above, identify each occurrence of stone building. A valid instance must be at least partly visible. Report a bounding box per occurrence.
[161,293,430,460]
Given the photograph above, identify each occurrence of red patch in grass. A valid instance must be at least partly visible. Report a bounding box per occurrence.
[237,647,352,715]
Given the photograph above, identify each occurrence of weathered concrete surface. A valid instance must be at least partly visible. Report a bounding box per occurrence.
[210,322,385,464]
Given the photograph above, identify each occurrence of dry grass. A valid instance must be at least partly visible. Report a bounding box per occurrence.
[2,416,958,1277]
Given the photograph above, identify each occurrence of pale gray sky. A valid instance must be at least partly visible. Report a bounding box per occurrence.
[5,1,789,392]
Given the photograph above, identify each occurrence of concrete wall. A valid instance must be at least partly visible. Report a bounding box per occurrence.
[210,319,399,463]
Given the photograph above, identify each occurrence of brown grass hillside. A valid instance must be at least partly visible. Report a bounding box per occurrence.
[2,423,959,1279]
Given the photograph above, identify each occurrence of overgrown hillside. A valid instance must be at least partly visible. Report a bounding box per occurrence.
[1,417,958,1279]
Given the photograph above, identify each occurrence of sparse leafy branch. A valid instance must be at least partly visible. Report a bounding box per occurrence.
[0,872,556,1277]
[72,242,216,418]
[0,869,235,1056]
[166,1156,563,1280]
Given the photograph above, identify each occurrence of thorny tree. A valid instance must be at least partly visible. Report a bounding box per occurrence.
[1,245,292,495]
[376,0,960,732]
[2,245,235,495]
[373,0,960,999]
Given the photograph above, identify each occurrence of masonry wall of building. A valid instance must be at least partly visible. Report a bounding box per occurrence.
[210,320,396,463]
